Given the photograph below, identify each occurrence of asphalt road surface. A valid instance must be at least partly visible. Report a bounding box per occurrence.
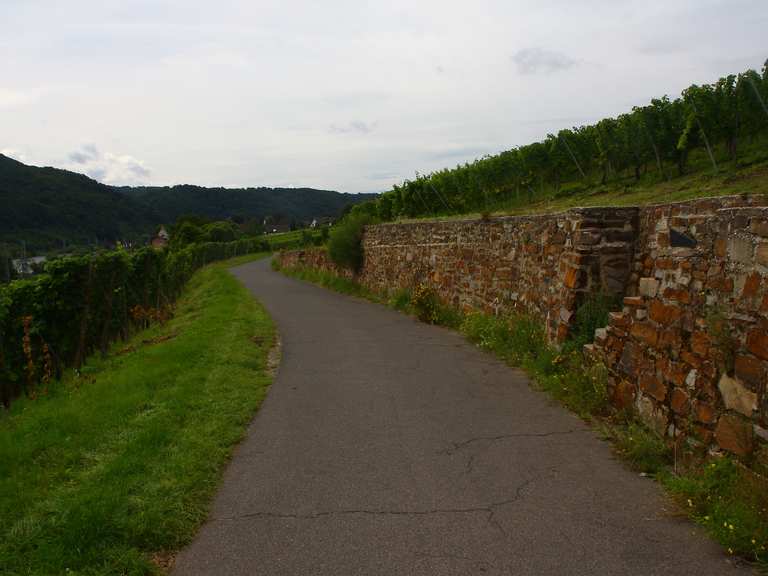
[173,258,749,575]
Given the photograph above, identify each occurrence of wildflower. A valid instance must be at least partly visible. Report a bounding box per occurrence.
[687,499,693,508]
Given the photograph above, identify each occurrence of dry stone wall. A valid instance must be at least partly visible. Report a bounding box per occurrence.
[276,194,768,455]
[590,196,768,456]
[360,209,637,341]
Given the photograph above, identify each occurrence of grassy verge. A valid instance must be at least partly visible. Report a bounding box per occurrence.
[277,261,768,569]
[0,253,275,575]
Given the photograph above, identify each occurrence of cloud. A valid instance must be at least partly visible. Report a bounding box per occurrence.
[0,148,29,163]
[65,144,151,185]
[0,88,35,109]
[329,120,376,135]
[511,48,577,75]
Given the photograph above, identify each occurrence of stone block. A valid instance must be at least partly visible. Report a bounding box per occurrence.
[670,387,690,415]
[728,236,753,264]
[751,220,768,237]
[758,243,768,267]
[631,322,659,347]
[694,401,717,424]
[663,287,691,304]
[638,277,659,298]
[639,372,667,401]
[747,328,768,360]
[648,300,682,325]
[690,331,710,357]
[715,414,754,456]
[623,296,644,307]
[740,272,762,299]
[718,373,758,416]
[734,354,765,389]
[563,267,582,289]
[612,379,636,410]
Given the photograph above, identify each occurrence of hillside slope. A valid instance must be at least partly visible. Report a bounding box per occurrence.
[118,185,374,224]
[0,154,158,249]
[0,155,370,251]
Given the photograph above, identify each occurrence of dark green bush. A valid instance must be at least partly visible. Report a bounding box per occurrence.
[563,292,620,353]
[327,213,375,273]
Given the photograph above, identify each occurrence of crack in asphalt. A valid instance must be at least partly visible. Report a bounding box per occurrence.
[441,428,586,457]
[219,477,537,531]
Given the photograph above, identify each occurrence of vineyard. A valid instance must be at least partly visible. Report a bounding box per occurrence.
[0,238,269,408]
[359,62,768,220]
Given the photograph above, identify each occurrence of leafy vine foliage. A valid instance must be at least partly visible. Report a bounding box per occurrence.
[356,62,768,220]
[0,238,268,408]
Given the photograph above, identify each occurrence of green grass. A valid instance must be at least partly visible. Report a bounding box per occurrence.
[277,262,768,568]
[277,263,376,300]
[663,458,768,565]
[0,253,275,575]
[265,228,325,251]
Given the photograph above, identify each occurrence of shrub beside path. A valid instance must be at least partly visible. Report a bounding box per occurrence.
[174,258,752,575]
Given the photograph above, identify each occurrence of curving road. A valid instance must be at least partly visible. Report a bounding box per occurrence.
[173,258,749,575]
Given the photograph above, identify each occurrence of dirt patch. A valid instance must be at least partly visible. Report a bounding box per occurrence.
[267,335,282,378]
[150,550,177,573]
[115,332,179,356]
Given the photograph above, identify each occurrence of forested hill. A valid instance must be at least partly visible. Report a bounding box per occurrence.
[0,154,158,250]
[0,154,370,252]
[116,185,374,225]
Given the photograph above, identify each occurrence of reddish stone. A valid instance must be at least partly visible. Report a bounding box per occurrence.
[563,267,581,289]
[631,322,659,347]
[734,355,765,389]
[757,243,768,267]
[639,372,667,401]
[694,426,714,444]
[681,350,703,368]
[658,233,670,248]
[752,220,768,237]
[746,328,768,361]
[648,300,682,325]
[661,362,688,387]
[707,275,734,294]
[741,272,762,299]
[609,312,630,328]
[694,401,717,424]
[715,414,754,456]
[663,287,691,304]
[690,331,710,357]
[714,237,727,258]
[762,293,768,313]
[658,329,681,350]
[612,379,636,410]
[623,296,644,307]
[670,388,690,415]
[656,258,674,270]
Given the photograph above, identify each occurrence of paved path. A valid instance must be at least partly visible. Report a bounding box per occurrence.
[173,258,748,575]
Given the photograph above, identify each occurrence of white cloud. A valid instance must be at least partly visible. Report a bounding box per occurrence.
[329,121,377,135]
[0,88,35,109]
[511,48,577,75]
[65,144,151,185]
[0,148,29,163]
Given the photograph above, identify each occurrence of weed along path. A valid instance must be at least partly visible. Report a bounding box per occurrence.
[173,258,748,576]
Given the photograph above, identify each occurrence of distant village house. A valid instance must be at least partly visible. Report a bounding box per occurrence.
[151,225,170,249]
[11,256,47,276]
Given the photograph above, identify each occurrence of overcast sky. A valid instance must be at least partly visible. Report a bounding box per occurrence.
[1,1,765,193]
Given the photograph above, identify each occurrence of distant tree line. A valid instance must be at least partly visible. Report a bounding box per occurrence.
[355,61,768,220]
